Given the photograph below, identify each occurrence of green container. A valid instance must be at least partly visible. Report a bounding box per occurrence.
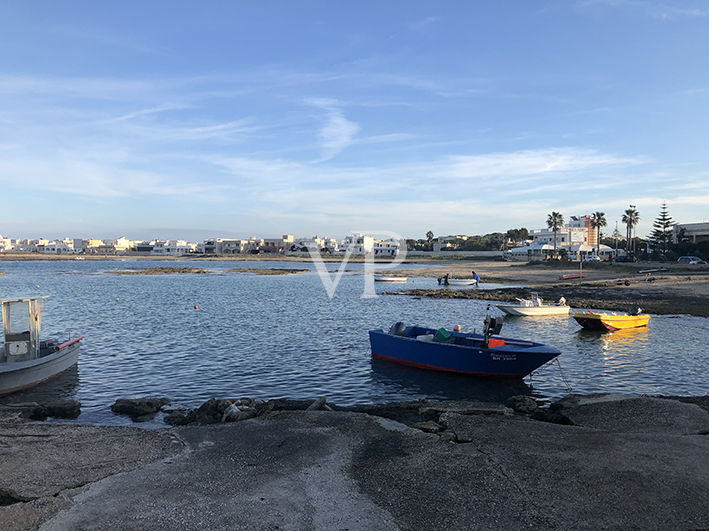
[433,328,452,342]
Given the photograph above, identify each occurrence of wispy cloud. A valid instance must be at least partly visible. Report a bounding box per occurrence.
[577,0,707,19]
[407,16,439,31]
[107,104,189,122]
[307,98,360,161]
[442,148,643,180]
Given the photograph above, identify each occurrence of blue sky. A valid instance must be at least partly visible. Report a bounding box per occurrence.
[1,0,708,240]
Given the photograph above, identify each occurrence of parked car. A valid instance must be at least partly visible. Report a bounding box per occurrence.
[583,255,601,262]
[677,256,707,264]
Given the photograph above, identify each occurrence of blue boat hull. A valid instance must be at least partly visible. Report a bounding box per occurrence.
[369,326,560,378]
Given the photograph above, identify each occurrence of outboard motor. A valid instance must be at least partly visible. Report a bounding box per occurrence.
[629,307,643,316]
[389,322,407,336]
[482,312,503,347]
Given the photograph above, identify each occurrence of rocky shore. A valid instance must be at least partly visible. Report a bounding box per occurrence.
[1,393,708,530]
[389,276,709,317]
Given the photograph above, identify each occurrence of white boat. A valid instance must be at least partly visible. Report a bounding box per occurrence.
[437,276,478,286]
[0,297,83,395]
[446,279,478,286]
[496,293,571,317]
[374,275,407,282]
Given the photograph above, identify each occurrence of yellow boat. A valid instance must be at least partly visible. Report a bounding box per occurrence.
[573,310,650,331]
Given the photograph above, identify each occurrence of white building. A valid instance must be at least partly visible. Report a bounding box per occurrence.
[340,234,374,254]
[373,238,403,256]
[673,222,709,243]
[151,240,195,255]
[39,240,75,254]
[0,235,13,252]
[505,215,611,261]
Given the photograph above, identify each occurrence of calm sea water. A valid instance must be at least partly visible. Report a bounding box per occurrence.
[1,259,708,425]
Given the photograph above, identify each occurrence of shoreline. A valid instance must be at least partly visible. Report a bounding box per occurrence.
[2,392,707,529]
[0,252,440,263]
[389,277,709,317]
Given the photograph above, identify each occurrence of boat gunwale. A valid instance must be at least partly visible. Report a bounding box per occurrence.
[0,341,81,374]
[369,328,549,352]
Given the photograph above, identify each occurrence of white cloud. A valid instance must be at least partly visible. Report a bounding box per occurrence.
[306,99,359,161]
[442,148,643,180]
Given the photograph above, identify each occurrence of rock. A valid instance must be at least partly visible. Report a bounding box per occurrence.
[257,400,275,417]
[162,398,264,426]
[164,411,190,426]
[438,430,458,443]
[192,398,227,424]
[269,398,315,411]
[506,396,538,414]
[306,396,330,411]
[111,397,171,422]
[412,421,442,433]
[554,394,709,434]
[530,407,574,425]
[221,404,258,423]
[419,401,511,420]
[220,403,239,422]
[24,405,48,421]
[44,399,81,419]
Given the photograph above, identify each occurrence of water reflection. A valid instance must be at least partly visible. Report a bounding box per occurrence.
[0,365,80,405]
[369,359,532,403]
[600,327,650,351]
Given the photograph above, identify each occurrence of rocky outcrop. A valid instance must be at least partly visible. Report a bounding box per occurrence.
[164,398,264,426]
[0,400,81,421]
[550,393,709,434]
[164,396,340,426]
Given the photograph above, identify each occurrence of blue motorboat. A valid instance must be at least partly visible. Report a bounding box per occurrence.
[369,317,560,378]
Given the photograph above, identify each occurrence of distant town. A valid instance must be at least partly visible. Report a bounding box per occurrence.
[1,215,707,262]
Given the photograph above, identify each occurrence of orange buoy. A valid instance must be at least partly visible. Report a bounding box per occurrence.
[453,324,461,332]
[194,305,198,310]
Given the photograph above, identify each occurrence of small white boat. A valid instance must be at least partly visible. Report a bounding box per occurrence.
[0,297,83,395]
[374,275,408,283]
[496,293,571,317]
[437,277,478,286]
[446,279,478,286]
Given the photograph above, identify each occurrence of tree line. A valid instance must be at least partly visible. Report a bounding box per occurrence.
[407,202,706,260]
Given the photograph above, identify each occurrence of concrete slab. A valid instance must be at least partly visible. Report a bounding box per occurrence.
[1,397,708,530]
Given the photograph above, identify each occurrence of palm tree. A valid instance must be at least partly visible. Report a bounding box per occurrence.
[590,211,607,257]
[622,207,640,256]
[546,212,564,259]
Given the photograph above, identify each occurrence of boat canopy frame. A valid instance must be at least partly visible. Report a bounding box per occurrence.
[1,297,48,363]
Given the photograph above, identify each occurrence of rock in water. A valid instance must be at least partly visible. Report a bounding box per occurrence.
[45,399,81,419]
[111,397,171,422]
